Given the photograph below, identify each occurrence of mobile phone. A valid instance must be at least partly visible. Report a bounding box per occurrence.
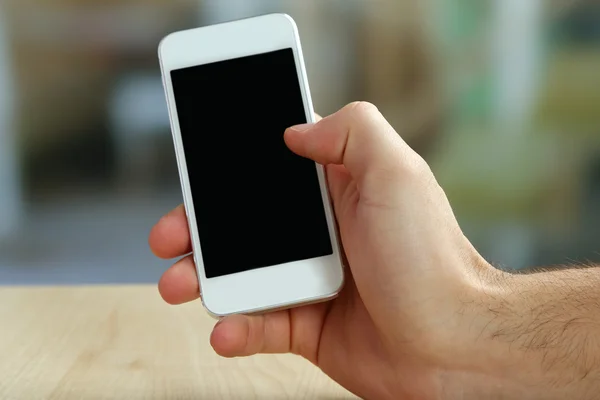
[158,14,344,317]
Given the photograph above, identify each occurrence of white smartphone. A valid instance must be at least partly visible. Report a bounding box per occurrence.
[158,14,344,317]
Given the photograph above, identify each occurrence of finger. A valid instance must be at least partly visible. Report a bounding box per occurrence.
[149,205,192,259]
[285,102,418,185]
[210,304,328,364]
[158,254,199,305]
[211,312,290,357]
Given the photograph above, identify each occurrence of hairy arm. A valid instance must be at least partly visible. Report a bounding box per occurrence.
[455,265,600,399]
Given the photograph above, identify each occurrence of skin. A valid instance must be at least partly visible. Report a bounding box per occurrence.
[149,102,600,399]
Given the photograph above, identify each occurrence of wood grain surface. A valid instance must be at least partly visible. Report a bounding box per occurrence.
[0,286,355,399]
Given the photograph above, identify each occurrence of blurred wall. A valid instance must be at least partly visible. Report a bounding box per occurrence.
[0,0,598,284]
[0,5,22,239]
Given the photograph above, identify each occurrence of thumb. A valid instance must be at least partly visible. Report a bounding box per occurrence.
[284,102,417,186]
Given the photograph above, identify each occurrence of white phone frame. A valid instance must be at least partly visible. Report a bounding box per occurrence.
[158,14,344,317]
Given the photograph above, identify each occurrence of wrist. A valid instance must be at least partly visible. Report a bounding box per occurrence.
[427,264,534,398]
[444,265,600,399]
[447,261,513,370]
[418,255,527,396]
[407,255,514,397]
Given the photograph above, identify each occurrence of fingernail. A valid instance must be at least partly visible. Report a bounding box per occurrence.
[290,123,314,133]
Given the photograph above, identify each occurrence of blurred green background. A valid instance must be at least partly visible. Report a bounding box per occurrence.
[0,0,598,283]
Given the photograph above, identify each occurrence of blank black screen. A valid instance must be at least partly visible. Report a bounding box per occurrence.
[171,48,333,279]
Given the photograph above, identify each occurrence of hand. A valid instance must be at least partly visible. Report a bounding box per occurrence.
[149,102,497,399]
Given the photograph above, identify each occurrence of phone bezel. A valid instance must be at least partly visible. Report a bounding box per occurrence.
[158,14,344,317]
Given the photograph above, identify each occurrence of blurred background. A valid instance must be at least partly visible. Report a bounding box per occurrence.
[0,0,598,284]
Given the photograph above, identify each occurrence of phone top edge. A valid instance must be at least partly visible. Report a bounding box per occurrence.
[158,13,297,56]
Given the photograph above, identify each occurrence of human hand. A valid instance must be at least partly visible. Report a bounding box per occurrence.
[149,102,499,399]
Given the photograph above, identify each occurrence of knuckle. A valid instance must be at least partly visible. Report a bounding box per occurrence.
[407,155,433,180]
[394,151,433,183]
[344,101,380,119]
[410,154,432,176]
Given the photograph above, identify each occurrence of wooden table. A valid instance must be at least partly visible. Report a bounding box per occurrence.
[0,286,354,399]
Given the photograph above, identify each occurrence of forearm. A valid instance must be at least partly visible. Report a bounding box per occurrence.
[465,265,600,399]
